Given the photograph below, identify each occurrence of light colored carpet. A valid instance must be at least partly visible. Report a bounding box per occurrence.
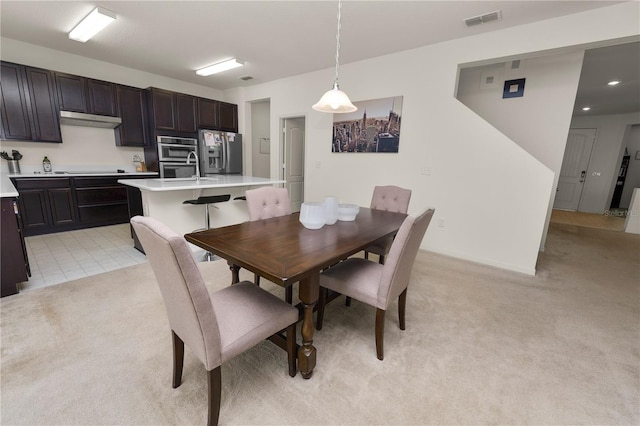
[1,222,638,425]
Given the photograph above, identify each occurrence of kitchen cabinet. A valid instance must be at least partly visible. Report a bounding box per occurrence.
[12,175,148,237]
[149,87,197,133]
[115,84,149,147]
[197,97,219,129]
[1,62,32,140]
[56,73,118,117]
[0,61,62,143]
[218,101,238,132]
[196,98,238,133]
[176,93,197,133]
[75,177,130,226]
[1,197,30,297]
[13,178,76,236]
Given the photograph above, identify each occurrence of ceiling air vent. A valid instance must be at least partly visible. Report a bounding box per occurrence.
[239,75,254,81]
[464,10,502,27]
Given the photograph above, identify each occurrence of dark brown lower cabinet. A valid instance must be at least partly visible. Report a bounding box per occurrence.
[1,198,30,297]
[12,175,148,237]
[75,177,130,226]
[14,178,76,236]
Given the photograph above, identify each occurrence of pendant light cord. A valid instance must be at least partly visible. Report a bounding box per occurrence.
[333,0,342,87]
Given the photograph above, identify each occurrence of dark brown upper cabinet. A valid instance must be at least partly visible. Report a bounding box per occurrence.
[0,62,61,143]
[197,97,219,130]
[115,85,148,147]
[1,62,32,141]
[176,93,197,133]
[55,72,117,116]
[196,98,238,133]
[87,79,117,116]
[149,88,197,133]
[218,101,238,133]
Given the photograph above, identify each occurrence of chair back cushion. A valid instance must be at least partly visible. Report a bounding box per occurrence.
[370,185,412,213]
[245,187,292,221]
[377,208,435,308]
[131,216,222,370]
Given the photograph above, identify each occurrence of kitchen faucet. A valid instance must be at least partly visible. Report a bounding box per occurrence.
[186,151,200,181]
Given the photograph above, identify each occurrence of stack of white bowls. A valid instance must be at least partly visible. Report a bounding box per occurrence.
[299,196,341,229]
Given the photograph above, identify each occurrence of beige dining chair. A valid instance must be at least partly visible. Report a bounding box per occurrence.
[315,207,435,360]
[245,186,294,303]
[131,216,298,426]
[364,185,412,264]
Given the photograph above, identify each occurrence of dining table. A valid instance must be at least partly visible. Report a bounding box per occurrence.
[184,207,408,379]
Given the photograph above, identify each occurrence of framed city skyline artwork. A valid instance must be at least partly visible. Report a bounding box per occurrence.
[332,96,403,153]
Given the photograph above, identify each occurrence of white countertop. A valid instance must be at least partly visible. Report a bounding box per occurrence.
[1,173,18,197]
[8,171,157,178]
[118,175,286,192]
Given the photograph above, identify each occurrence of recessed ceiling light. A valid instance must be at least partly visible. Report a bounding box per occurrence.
[68,7,117,43]
[582,107,591,111]
[196,58,244,76]
[607,80,621,86]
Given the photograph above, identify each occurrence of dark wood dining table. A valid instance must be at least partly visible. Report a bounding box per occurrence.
[184,207,407,379]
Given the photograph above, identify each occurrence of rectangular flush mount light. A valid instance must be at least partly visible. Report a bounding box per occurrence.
[68,7,117,42]
[196,58,244,76]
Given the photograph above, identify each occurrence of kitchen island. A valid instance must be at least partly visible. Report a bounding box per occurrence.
[117,175,286,238]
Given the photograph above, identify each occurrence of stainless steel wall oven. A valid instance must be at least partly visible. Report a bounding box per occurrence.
[156,136,199,179]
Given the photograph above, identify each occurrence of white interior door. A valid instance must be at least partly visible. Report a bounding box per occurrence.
[283,117,305,212]
[554,128,596,210]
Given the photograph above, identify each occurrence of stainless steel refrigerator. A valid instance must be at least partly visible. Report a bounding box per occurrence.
[198,129,243,175]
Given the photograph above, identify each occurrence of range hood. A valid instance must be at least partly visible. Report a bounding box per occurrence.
[59,111,122,129]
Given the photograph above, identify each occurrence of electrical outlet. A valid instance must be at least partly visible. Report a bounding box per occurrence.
[315,161,321,169]
[438,219,445,227]
[420,167,432,176]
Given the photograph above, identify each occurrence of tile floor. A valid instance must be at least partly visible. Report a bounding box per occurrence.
[19,224,148,292]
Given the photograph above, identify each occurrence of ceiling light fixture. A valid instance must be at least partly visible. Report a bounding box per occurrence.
[607,80,621,86]
[68,7,117,43]
[196,58,244,76]
[582,107,591,111]
[312,0,357,113]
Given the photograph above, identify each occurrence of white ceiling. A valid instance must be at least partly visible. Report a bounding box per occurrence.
[1,1,637,115]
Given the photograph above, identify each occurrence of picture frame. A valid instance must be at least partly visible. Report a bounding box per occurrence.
[503,78,526,98]
[332,96,403,153]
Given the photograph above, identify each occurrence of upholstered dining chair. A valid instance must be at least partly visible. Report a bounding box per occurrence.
[364,185,412,264]
[315,207,435,360]
[245,186,294,303]
[131,216,298,426]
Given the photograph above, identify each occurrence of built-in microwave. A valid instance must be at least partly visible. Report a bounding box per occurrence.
[159,162,197,179]
[157,136,198,162]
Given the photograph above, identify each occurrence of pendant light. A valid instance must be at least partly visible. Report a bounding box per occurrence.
[312,0,357,113]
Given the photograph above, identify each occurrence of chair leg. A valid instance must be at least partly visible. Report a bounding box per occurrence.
[285,286,293,304]
[207,367,222,426]
[172,331,184,388]
[254,273,261,287]
[375,308,386,361]
[398,288,407,330]
[286,323,297,377]
[345,296,352,306]
[316,287,327,330]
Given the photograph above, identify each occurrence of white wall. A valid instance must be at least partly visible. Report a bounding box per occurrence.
[570,112,640,212]
[456,51,585,249]
[620,124,640,209]
[250,101,271,178]
[0,38,225,169]
[225,2,639,275]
